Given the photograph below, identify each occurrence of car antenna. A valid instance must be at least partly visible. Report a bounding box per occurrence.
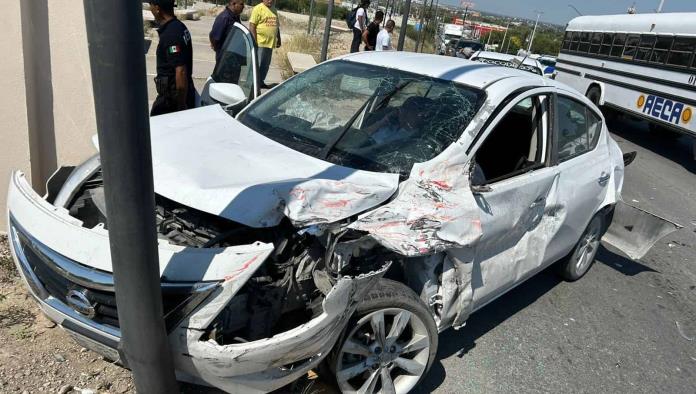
[517,52,530,69]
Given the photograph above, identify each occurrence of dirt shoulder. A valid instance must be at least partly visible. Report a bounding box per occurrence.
[0,234,137,394]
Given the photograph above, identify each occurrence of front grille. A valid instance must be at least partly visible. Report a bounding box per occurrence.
[15,230,190,330]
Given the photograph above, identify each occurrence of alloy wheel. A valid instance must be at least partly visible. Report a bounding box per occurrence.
[335,308,431,394]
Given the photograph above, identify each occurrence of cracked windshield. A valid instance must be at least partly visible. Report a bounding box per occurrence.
[239,60,485,175]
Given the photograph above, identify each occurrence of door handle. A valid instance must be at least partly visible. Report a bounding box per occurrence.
[530,197,545,208]
[598,172,611,185]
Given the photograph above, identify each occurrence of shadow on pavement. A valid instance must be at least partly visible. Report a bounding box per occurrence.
[604,109,696,174]
[414,268,562,393]
[596,245,658,276]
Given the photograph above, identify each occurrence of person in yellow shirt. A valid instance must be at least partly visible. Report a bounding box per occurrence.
[249,0,281,88]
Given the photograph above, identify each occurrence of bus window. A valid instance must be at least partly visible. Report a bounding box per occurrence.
[570,31,581,51]
[622,34,640,60]
[635,35,656,62]
[599,33,614,56]
[611,34,627,57]
[590,32,603,54]
[650,36,673,64]
[578,32,592,52]
[667,36,696,67]
[562,31,571,50]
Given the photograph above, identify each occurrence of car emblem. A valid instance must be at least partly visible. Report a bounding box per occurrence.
[66,289,96,319]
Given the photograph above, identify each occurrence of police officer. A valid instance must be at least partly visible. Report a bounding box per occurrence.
[149,0,194,116]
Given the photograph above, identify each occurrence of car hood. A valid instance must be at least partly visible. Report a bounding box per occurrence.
[143,105,400,228]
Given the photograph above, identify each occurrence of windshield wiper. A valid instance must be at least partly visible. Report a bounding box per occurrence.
[319,96,372,159]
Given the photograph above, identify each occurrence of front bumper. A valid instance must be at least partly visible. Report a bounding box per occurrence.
[7,171,385,392]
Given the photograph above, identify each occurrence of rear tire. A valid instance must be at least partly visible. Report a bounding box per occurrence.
[556,213,605,281]
[330,279,438,394]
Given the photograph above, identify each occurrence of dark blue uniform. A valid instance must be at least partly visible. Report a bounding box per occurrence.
[209,7,241,64]
[151,17,194,116]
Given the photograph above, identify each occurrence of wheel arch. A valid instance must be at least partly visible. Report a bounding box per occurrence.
[585,82,606,106]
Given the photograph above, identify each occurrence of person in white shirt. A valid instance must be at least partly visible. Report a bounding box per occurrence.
[350,0,370,53]
[375,19,395,51]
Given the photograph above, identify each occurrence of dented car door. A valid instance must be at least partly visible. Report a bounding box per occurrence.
[464,91,561,309]
[543,93,613,263]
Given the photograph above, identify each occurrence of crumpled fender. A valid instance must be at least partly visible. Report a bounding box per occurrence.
[350,144,482,256]
[170,263,389,394]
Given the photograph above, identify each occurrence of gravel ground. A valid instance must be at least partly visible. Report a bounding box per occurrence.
[0,234,136,394]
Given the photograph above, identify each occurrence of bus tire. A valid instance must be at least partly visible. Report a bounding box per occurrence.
[586,86,602,107]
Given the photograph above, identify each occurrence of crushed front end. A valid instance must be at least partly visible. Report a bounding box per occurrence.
[7,170,391,393]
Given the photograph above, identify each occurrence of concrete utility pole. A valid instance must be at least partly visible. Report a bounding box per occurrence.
[397,0,412,50]
[657,0,665,13]
[307,0,315,34]
[320,0,334,61]
[19,0,57,194]
[527,10,542,53]
[415,0,428,52]
[500,20,510,53]
[82,1,178,393]
[430,0,440,48]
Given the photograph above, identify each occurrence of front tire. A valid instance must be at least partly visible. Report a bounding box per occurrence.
[331,279,438,394]
[556,213,604,281]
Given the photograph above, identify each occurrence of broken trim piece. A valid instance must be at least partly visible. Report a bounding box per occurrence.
[602,200,681,260]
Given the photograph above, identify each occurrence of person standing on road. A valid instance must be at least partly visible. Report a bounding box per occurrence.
[375,19,395,51]
[149,0,195,116]
[350,0,370,53]
[209,0,245,66]
[249,0,281,88]
[362,11,383,51]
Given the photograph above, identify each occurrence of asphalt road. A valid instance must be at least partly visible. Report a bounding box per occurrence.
[416,113,696,394]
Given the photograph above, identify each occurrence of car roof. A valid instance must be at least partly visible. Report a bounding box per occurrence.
[340,52,546,90]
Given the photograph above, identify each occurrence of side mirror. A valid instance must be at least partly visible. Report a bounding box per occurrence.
[208,83,247,108]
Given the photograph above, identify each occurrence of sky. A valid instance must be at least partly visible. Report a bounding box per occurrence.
[442,0,696,25]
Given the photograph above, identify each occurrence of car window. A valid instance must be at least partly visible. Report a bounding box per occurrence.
[211,24,254,98]
[556,96,602,162]
[472,95,548,185]
[238,60,486,176]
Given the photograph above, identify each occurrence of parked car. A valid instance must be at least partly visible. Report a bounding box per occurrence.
[537,55,557,76]
[7,23,675,394]
[448,38,484,59]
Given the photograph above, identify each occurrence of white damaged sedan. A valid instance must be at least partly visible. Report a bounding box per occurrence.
[7,47,677,393]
